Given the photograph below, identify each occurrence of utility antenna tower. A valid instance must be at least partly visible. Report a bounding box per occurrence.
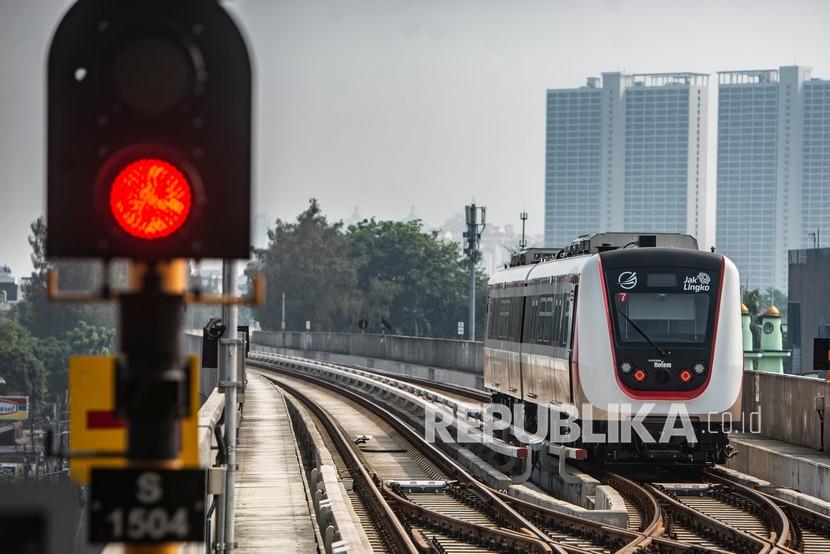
[463,202,486,341]
[519,211,528,250]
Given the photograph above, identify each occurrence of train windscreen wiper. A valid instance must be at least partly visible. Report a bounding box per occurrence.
[615,306,668,357]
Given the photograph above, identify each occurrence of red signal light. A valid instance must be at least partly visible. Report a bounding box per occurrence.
[633,369,646,382]
[679,370,693,383]
[109,158,192,240]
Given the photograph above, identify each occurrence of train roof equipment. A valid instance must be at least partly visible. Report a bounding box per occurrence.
[509,232,699,267]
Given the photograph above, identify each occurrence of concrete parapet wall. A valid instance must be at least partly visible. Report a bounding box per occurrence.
[253,330,483,374]
[724,434,830,502]
[198,388,224,466]
[256,344,484,389]
[742,370,830,451]
[282,389,373,554]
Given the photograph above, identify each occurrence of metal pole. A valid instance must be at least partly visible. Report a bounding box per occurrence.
[469,255,476,341]
[281,291,286,331]
[221,260,240,552]
[465,203,478,341]
[122,260,187,554]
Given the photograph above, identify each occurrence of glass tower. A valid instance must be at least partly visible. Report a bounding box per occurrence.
[717,66,828,292]
[545,73,711,250]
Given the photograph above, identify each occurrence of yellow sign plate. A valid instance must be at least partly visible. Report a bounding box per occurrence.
[69,356,200,484]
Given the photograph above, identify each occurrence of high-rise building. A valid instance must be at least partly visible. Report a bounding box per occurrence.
[545,72,712,249]
[717,66,830,292]
[0,265,19,312]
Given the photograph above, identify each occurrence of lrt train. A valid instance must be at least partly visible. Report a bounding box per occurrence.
[484,233,742,465]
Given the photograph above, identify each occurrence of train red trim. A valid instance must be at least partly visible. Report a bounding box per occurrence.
[599,256,724,401]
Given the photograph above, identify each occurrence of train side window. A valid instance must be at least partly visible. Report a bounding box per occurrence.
[498,298,511,339]
[524,297,538,344]
[486,297,496,339]
[537,296,553,343]
[511,297,524,342]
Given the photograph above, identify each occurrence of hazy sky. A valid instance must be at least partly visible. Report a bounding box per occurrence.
[2,0,830,276]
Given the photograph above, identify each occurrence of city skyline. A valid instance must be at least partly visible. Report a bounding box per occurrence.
[545,65,830,292]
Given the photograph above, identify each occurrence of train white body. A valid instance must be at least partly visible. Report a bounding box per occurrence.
[484,234,743,464]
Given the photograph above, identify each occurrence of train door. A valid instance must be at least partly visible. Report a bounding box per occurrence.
[566,280,579,403]
[506,295,524,396]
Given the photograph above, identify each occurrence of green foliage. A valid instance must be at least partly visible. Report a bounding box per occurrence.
[349,218,487,337]
[6,217,118,404]
[763,287,788,320]
[251,199,361,332]
[250,200,489,339]
[14,217,116,338]
[33,336,70,402]
[66,321,116,355]
[0,319,48,410]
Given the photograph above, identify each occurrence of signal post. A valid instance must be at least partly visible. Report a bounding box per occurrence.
[46,1,253,551]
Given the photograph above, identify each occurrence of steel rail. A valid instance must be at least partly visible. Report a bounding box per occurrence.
[756,494,830,554]
[384,486,555,553]
[646,482,773,553]
[254,364,559,553]
[703,470,792,551]
[706,468,830,554]
[262,373,420,554]
[596,471,662,537]
[250,355,696,553]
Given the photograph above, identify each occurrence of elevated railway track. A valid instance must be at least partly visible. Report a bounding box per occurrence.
[248,351,830,553]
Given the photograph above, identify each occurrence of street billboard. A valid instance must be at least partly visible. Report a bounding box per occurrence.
[0,396,29,420]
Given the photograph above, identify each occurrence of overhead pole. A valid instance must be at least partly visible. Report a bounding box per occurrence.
[220,261,240,553]
[464,203,486,341]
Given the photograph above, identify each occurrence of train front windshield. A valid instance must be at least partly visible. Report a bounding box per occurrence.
[601,251,723,393]
[608,270,717,347]
[614,289,711,345]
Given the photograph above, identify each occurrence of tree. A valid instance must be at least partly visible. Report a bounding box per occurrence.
[9,217,119,404]
[0,320,48,410]
[742,287,789,350]
[14,217,116,339]
[248,202,491,339]
[33,336,70,402]
[763,287,787,320]
[66,321,115,356]
[251,199,361,331]
[349,218,488,338]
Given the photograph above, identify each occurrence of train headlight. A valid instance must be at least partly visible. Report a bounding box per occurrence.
[693,362,706,374]
[679,370,693,382]
[620,361,633,373]
[633,369,646,382]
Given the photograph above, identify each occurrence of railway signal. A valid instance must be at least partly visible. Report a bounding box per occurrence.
[47,0,252,261]
[45,1,254,552]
